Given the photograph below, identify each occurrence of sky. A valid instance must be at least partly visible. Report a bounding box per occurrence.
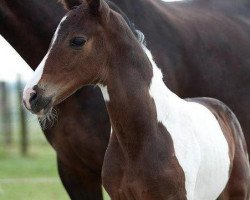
[0,35,33,83]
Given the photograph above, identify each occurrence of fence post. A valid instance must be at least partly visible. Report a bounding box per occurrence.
[0,81,12,146]
[16,76,28,156]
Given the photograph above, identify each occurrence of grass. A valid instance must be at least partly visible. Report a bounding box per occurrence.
[0,131,69,200]
[0,181,69,200]
[0,127,110,200]
[0,84,110,200]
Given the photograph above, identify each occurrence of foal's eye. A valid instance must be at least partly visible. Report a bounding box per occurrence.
[70,37,86,48]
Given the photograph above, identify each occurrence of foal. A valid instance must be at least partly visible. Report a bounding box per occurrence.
[23,0,250,199]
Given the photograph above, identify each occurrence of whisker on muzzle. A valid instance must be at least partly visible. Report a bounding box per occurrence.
[38,108,58,130]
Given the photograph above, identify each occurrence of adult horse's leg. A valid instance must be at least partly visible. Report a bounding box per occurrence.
[42,87,110,200]
[57,158,103,200]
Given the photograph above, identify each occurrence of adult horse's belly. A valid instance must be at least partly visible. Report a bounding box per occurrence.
[163,101,230,200]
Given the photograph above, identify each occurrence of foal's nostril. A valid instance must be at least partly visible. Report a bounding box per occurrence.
[23,85,52,115]
[29,92,37,103]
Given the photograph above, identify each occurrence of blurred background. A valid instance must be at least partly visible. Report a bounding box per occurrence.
[0,35,72,200]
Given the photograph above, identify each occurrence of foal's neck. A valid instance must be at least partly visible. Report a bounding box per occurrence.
[100,38,178,159]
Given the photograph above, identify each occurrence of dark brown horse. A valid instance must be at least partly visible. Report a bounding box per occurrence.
[22,0,250,199]
[2,0,250,199]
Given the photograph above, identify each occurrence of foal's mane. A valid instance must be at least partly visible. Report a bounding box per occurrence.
[107,1,146,45]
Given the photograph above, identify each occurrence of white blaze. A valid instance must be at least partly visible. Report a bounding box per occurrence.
[23,16,67,108]
[24,53,49,91]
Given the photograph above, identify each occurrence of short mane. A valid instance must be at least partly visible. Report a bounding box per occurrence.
[107,1,146,45]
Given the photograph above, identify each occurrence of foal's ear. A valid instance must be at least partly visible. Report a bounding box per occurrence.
[86,0,109,16]
[86,0,100,14]
[60,0,82,10]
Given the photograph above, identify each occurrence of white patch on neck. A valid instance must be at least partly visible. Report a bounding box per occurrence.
[24,15,67,91]
[144,46,230,199]
[98,84,110,102]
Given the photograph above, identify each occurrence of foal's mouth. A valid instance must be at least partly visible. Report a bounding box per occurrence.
[31,99,53,117]
[36,106,52,117]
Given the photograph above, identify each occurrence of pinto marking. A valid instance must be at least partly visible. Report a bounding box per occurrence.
[145,46,230,199]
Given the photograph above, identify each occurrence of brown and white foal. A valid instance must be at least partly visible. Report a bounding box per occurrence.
[23,0,250,199]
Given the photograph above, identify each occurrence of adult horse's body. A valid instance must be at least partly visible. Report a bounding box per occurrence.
[2,0,250,199]
[22,0,250,199]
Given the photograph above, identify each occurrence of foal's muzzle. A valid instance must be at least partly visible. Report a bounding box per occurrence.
[23,85,52,116]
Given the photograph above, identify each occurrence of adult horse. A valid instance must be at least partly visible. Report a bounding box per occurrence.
[22,0,250,199]
[2,0,250,199]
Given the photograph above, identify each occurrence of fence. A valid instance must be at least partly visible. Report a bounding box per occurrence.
[0,77,29,156]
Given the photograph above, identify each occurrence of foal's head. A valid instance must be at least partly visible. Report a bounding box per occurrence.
[23,0,138,115]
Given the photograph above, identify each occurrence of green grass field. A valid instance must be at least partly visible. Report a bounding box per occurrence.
[0,126,110,200]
